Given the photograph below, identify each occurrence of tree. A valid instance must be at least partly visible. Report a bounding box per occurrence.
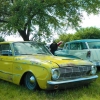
[0,36,5,42]
[56,33,73,47]
[72,27,100,40]
[0,0,100,41]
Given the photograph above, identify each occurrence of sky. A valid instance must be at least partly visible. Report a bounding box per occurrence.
[5,12,100,41]
[81,12,100,28]
[67,12,100,33]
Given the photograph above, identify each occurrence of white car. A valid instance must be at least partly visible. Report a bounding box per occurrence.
[55,39,100,67]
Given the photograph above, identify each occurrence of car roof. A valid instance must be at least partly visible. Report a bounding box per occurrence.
[0,41,14,44]
[66,39,100,43]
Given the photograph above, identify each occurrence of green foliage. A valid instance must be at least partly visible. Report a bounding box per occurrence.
[72,27,100,40]
[56,27,100,43]
[0,36,5,42]
[56,33,74,46]
[0,0,100,41]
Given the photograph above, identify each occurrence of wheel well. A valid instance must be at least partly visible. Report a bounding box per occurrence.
[20,72,28,85]
[20,71,39,88]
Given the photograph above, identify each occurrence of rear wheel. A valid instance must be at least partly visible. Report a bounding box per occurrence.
[24,72,37,90]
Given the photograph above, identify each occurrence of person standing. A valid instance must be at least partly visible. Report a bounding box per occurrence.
[50,41,58,55]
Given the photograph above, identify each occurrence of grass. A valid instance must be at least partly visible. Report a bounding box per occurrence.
[0,72,100,100]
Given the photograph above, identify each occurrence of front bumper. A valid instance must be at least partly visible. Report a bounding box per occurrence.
[47,75,98,90]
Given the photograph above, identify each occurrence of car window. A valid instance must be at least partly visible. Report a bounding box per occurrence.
[70,42,86,50]
[81,42,88,49]
[70,43,79,50]
[0,44,12,56]
[63,43,69,50]
[87,41,100,49]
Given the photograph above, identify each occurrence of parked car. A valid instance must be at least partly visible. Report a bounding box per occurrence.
[0,41,98,90]
[55,39,100,67]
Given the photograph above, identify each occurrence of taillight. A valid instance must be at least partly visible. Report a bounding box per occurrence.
[86,51,91,58]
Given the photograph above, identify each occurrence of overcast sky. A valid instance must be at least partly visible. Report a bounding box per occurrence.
[6,12,100,41]
[81,12,100,28]
[67,12,100,33]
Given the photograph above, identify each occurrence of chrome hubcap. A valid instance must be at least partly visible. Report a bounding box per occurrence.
[30,76,35,84]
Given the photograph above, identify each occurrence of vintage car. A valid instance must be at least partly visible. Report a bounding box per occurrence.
[0,41,98,90]
[55,39,100,67]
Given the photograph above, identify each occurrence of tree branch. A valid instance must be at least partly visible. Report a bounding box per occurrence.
[11,0,13,3]
[0,20,8,23]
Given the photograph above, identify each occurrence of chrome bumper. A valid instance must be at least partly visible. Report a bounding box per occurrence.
[47,75,98,90]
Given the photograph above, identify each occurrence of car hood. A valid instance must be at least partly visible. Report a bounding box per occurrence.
[55,49,67,55]
[15,54,92,67]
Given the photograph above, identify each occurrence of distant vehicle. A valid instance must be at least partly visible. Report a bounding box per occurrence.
[55,39,100,67]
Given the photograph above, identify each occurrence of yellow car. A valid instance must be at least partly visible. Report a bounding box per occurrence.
[0,41,98,90]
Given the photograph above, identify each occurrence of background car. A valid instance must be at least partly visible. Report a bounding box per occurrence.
[0,41,98,90]
[55,39,100,67]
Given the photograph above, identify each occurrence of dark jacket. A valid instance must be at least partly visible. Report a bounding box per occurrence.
[50,42,58,55]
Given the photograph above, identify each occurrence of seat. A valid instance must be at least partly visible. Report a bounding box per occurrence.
[1,50,12,56]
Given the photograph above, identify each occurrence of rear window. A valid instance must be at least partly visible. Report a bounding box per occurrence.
[88,42,100,49]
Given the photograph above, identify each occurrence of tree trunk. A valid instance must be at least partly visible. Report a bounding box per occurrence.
[18,30,29,41]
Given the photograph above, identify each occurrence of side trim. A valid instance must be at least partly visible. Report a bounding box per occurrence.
[0,70,12,75]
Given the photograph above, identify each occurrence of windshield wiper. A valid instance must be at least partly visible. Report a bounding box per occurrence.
[37,53,48,55]
[20,54,32,55]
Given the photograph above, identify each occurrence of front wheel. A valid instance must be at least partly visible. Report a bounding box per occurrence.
[24,72,37,90]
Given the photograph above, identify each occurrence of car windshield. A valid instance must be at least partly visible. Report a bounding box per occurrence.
[87,41,100,49]
[13,42,51,55]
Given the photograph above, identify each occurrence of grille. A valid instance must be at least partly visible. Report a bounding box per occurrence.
[59,65,91,80]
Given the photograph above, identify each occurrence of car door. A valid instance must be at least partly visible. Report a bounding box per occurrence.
[0,43,14,82]
[68,42,89,59]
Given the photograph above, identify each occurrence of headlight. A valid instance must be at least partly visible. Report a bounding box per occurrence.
[90,65,97,75]
[51,69,60,80]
